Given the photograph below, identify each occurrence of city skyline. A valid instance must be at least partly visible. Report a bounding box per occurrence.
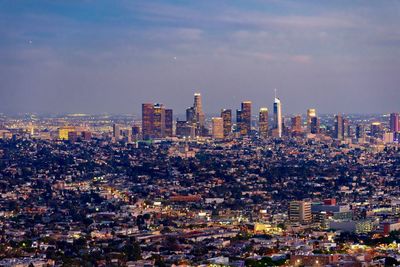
[1,1,400,115]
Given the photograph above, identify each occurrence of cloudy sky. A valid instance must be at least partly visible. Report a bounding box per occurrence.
[1,0,399,115]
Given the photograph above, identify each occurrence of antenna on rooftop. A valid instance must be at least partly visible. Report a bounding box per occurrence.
[274,88,277,99]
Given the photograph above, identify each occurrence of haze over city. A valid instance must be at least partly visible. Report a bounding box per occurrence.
[1,0,400,115]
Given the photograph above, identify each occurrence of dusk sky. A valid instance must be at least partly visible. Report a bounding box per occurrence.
[1,0,399,116]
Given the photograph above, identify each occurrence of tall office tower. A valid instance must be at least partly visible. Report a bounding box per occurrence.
[186,107,196,124]
[221,109,232,138]
[236,109,243,135]
[259,108,269,139]
[390,113,399,132]
[113,124,121,140]
[152,103,166,138]
[193,93,205,133]
[165,109,173,137]
[273,97,282,138]
[142,103,154,140]
[371,122,383,138]
[310,116,320,134]
[356,124,365,139]
[211,117,224,139]
[334,114,343,140]
[343,118,351,138]
[132,125,140,139]
[289,200,312,224]
[307,109,317,132]
[241,101,252,135]
[291,115,302,134]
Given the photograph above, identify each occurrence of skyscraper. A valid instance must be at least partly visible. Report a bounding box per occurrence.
[142,103,154,140]
[390,113,399,133]
[221,109,232,138]
[193,93,205,135]
[113,124,121,140]
[241,101,252,135]
[236,109,243,135]
[142,103,172,139]
[371,122,383,138]
[334,114,343,140]
[211,117,224,139]
[310,116,320,134]
[259,108,269,139]
[307,109,317,132]
[165,109,173,137]
[291,115,302,134]
[356,124,365,139]
[186,106,196,124]
[152,103,165,138]
[273,97,282,138]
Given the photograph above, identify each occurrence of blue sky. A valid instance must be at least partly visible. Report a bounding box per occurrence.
[1,0,400,115]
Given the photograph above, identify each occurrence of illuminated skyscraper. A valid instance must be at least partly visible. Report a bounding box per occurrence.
[236,109,243,135]
[356,124,365,139]
[221,109,232,138]
[142,103,154,140]
[165,109,173,137]
[273,96,282,138]
[334,114,343,140]
[390,113,399,132]
[211,117,224,139]
[241,101,252,135]
[113,123,121,140]
[307,109,317,132]
[291,115,302,134]
[186,106,196,124]
[310,116,320,134]
[236,101,252,136]
[343,118,351,138]
[259,108,269,139]
[193,93,205,135]
[371,122,383,138]
[152,103,165,138]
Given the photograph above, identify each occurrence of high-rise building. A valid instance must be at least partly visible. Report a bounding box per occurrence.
[371,122,383,138]
[193,93,205,135]
[211,117,224,139]
[113,124,121,140]
[176,120,195,139]
[334,114,343,140]
[142,103,171,139]
[259,108,269,139]
[289,200,312,224]
[241,101,252,135]
[273,97,282,138]
[152,103,165,138]
[343,118,351,138]
[236,109,243,135]
[142,103,154,140]
[356,124,365,139]
[221,109,232,138]
[390,113,399,133]
[236,101,252,136]
[186,107,196,124]
[310,116,320,134]
[165,109,173,137]
[291,115,302,134]
[307,109,317,132]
